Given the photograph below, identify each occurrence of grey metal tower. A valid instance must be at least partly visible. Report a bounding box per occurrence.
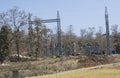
[28,11,62,56]
[28,13,33,55]
[57,11,62,55]
[105,7,111,55]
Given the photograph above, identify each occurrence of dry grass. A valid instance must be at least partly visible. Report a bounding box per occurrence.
[0,56,79,77]
[1,54,120,77]
[27,68,120,78]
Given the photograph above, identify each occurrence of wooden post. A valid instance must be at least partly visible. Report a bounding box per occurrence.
[12,70,19,78]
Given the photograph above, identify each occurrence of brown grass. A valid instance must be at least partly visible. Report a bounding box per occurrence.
[1,54,120,77]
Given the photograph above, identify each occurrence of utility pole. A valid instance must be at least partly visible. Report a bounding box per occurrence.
[105,7,111,55]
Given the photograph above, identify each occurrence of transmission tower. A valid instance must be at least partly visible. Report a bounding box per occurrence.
[57,11,62,56]
[28,13,33,56]
[28,11,62,56]
[105,7,111,55]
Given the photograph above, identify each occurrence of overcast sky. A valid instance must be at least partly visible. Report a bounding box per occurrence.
[1,0,120,36]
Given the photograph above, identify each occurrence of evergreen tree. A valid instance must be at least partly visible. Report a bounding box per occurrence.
[0,25,10,63]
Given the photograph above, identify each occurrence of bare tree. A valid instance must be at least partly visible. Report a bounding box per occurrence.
[111,24,118,35]
[80,29,86,38]
[111,24,120,53]
[8,7,27,61]
[95,27,106,51]
[62,25,77,55]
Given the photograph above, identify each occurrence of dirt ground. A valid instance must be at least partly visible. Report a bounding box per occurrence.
[78,54,120,67]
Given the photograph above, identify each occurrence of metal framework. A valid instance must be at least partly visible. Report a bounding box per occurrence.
[28,11,62,56]
[105,7,111,55]
[28,13,33,55]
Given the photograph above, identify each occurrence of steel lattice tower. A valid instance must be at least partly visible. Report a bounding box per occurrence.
[105,7,111,55]
[28,11,62,56]
[57,11,62,55]
[28,13,33,55]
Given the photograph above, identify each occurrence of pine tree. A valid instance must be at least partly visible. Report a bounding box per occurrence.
[0,25,10,63]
